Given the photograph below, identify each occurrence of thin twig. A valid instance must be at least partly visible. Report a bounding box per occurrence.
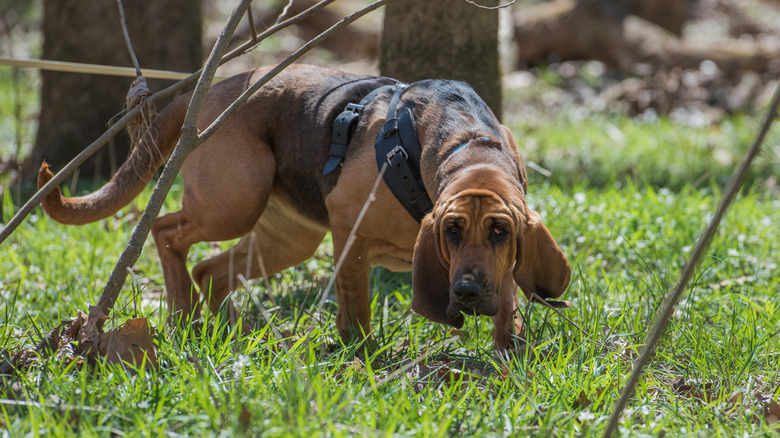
[602,80,780,438]
[462,0,518,10]
[0,57,198,80]
[0,86,178,245]
[220,0,338,65]
[275,0,295,26]
[247,5,258,42]
[115,0,142,77]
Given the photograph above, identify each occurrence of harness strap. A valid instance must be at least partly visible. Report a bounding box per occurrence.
[374,86,433,223]
[323,83,400,176]
[322,81,434,223]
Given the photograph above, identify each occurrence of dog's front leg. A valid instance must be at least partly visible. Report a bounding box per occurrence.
[491,271,526,350]
[331,235,372,342]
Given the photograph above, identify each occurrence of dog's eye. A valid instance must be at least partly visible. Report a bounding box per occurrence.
[445,223,461,243]
[490,225,508,244]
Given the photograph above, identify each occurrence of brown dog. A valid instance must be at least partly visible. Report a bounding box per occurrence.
[38,64,570,349]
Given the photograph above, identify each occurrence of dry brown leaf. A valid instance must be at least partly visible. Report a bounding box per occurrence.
[573,390,592,409]
[61,311,87,342]
[437,365,464,384]
[104,318,157,370]
[672,377,714,401]
[756,392,780,425]
[2,311,158,378]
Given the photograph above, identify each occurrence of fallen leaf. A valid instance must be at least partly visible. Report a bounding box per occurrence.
[672,377,713,401]
[104,318,157,370]
[755,392,780,425]
[573,390,592,409]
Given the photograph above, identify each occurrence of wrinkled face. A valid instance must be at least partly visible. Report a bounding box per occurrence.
[437,190,522,320]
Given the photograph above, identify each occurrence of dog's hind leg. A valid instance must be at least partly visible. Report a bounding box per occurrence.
[153,135,276,319]
[191,198,328,314]
[152,211,205,318]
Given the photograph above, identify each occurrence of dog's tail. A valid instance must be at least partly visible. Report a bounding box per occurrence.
[37,94,190,225]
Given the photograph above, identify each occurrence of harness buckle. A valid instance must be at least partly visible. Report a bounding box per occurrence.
[386,145,408,164]
[345,103,364,114]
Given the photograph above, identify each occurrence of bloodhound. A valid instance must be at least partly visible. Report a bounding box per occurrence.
[38,64,571,350]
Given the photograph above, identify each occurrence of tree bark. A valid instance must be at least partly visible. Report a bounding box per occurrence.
[380,0,502,120]
[30,0,202,181]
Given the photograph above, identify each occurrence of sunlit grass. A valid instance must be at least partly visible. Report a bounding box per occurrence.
[2,64,780,435]
[2,159,779,435]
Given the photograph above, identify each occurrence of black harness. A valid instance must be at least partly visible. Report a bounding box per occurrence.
[323,83,433,223]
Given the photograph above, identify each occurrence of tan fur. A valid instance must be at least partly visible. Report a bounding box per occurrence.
[37,64,570,349]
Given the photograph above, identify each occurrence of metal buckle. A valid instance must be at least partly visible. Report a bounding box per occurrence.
[386,145,408,164]
[345,103,364,114]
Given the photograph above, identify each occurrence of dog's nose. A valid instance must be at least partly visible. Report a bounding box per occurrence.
[452,278,482,303]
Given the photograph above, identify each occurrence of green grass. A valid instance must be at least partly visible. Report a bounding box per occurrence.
[2,83,780,436]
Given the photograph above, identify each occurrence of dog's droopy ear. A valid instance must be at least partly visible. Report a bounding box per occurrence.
[513,210,571,301]
[412,214,464,328]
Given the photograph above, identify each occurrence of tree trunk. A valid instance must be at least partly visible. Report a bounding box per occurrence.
[30,0,202,181]
[380,0,502,120]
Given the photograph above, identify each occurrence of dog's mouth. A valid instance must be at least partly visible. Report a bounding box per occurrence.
[446,289,499,319]
[445,300,499,319]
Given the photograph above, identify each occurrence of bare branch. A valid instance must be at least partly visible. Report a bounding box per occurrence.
[221,0,338,65]
[275,0,295,26]
[115,0,142,77]
[246,4,258,42]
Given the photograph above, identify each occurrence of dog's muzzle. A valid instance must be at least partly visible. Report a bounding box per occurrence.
[446,273,499,318]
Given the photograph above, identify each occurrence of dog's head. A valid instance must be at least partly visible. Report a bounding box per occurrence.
[411,165,571,328]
